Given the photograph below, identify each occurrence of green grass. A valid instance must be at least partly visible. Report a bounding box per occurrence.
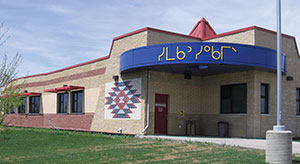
[0,126,284,164]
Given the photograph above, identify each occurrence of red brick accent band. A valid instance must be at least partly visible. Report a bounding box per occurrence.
[3,113,94,131]
[22,67,105,88]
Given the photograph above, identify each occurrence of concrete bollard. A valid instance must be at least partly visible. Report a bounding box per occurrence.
[266,130,292,164]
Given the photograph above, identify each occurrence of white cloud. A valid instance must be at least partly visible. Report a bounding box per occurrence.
[47,5,74,15]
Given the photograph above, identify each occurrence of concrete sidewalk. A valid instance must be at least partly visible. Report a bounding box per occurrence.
[136,135,300,154]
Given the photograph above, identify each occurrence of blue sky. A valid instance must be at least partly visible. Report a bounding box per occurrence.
[0,0,299,77]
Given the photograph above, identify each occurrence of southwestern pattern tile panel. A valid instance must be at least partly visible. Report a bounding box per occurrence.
[104,78,141,119]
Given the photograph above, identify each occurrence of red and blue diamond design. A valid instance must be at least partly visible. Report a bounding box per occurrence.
[105,80,141,118]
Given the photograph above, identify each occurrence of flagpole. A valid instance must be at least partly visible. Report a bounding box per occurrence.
[266,1,291,163]
[274,0,285,131]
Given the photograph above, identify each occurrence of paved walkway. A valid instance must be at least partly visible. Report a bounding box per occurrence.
[136,135,300,154]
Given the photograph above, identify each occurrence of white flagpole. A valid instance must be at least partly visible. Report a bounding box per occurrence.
[266,1,291,163]
[274,0,285,131]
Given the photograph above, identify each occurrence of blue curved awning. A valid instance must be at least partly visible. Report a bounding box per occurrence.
[120,42,285,76]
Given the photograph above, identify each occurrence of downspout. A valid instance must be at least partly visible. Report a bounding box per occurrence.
[142,69,150,133]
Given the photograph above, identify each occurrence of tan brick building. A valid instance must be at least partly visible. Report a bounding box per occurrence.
[4,18,300,138]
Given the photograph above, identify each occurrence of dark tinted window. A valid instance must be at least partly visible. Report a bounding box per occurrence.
[261,84,269,114]
[297,89,300,115]
[18,98,26,114]
[29,96,40,113]
[58,92,68,113]
[71,91,83,113]
[221,84,247,114]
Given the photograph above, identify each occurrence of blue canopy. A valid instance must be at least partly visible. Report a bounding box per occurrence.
[120,42,285,76]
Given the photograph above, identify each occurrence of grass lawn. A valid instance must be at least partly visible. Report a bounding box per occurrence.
[0,126,285,164]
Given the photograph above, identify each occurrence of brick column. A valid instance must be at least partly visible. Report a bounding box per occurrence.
[247,71,261,138]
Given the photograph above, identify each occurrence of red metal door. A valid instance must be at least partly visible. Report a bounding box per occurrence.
[154,94,168,134]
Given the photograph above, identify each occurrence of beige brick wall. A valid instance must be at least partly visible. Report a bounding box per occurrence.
[148,71,202,135]
[254,29,300,138]
[38,88,101,114]
[204,30,255,45]
[147,70,255,137]
[90,31,149,134]
[147,30,201,46]
[16,76,107,114]
[11,30,150,134]
[85,87,101,113]
[11,28,204,135]
[144,28,300,138]
[253,71,277,137]
[42,93,57,114]
[200,71,255,137]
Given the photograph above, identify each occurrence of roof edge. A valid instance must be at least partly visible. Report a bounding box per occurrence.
[15,49,111,80]
[202,26,295,41]
[16,27,202,81]
[15,24,298,81]
[202,26,299,58]
[114,27,202,41]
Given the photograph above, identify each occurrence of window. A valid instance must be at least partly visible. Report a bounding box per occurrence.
[71,91,83,113]
[297,89,300,116]
[8,108,15,114]
[221,84,247,114]
[57,92,68,113]
[29,96,40,113]
[18,98,27,114]
[261,84,269,114]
